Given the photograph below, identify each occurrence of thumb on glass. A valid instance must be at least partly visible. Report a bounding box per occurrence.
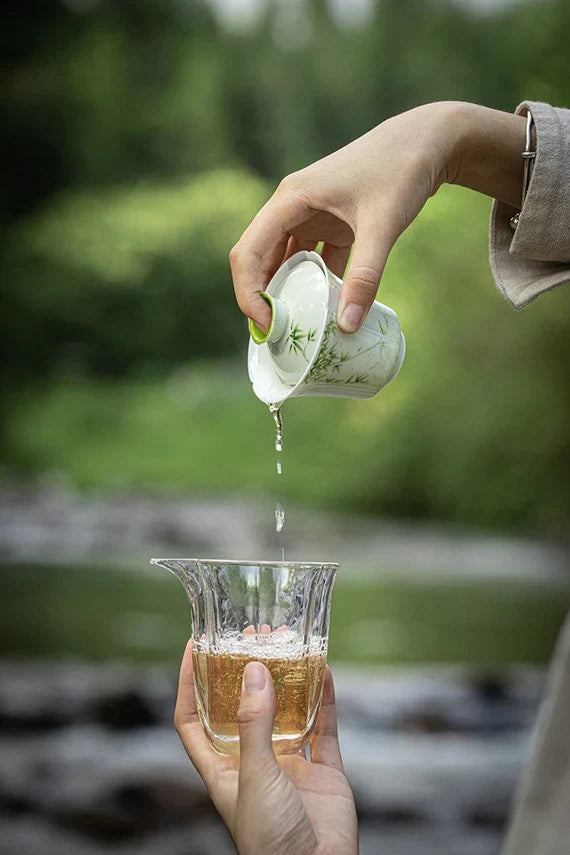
[237,662,278,780]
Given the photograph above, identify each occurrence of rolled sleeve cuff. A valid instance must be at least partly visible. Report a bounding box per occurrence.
[490,101,570,309]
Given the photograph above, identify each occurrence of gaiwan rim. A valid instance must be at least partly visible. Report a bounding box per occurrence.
[248,250,330,405]
[150,557,340,569]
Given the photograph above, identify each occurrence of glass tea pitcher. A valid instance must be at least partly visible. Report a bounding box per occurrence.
[152,558,339,755]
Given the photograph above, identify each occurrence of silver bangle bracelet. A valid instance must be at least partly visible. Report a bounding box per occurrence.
[510,111,536,231]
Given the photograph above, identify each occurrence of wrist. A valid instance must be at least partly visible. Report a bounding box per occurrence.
[444,101,527,208]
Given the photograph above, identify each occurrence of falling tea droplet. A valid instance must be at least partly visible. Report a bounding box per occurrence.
[269,403,285,560]
[275,502,285,533]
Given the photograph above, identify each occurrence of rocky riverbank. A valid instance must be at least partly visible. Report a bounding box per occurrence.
[0,660,545,855]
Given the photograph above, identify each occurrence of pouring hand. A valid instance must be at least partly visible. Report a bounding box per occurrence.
[229,101,527,334]
[175,642,358,855]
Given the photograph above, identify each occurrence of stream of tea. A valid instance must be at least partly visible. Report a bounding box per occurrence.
[269,403,285,560]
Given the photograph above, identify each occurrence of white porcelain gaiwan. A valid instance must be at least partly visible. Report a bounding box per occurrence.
[248,250,406,405]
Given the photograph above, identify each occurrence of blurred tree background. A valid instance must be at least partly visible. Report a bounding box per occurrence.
[1,0,569,535]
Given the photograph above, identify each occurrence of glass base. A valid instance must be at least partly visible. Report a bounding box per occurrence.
[209,730,310,757]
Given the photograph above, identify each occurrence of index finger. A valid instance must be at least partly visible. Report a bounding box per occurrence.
[309,666,344,774]
[174,640,219,785]
[229,185,313,330]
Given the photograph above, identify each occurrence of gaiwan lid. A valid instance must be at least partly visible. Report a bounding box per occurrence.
[248,253,330,405]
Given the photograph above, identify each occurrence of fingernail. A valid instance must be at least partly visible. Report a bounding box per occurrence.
[243,661,266,693]
[339,303,365,333]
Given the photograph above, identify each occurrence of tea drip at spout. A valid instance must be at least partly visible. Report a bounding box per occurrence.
[269,403,283,453]
[269,403,285,560]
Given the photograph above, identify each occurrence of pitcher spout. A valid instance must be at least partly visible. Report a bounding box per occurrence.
[150,558,200,592]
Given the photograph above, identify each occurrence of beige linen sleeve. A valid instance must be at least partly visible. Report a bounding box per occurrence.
[501,613,570,855]
[490,100,570,308]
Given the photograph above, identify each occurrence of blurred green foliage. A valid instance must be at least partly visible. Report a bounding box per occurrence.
[1,0,569,535]
[4,0,570,220]
[2,169,268,378]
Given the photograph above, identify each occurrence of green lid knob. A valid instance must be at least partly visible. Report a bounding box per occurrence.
[249,292,288,345]
[248,292,273,344]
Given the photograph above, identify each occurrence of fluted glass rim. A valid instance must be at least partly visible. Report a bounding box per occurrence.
[151,557,340,570]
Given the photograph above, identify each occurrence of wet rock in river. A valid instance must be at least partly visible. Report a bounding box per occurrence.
[465,794,513,831]
[50,775,214,841]
[90,689,161,731]
[0,661,175,733]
